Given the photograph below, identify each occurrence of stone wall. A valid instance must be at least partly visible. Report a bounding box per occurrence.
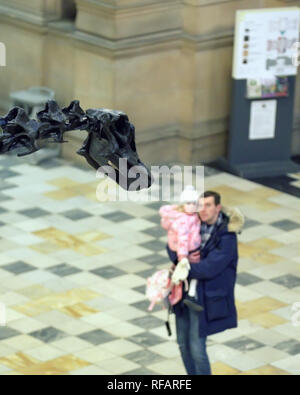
[0,0,300,167]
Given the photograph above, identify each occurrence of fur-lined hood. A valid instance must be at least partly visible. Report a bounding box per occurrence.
[222,207,244,234]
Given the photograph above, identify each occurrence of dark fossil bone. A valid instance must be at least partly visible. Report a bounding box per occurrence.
[0,100,153,190]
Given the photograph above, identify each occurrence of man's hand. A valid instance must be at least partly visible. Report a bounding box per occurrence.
[172,258,190,285]
[189,250,200,262]
[168,264,176,277]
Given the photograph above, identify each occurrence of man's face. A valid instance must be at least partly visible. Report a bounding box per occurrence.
[199,196,222,224]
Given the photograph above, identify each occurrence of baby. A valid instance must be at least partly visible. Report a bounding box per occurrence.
[159,185,201,305]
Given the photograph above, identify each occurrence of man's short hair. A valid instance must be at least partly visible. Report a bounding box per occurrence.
[200,191,221,206]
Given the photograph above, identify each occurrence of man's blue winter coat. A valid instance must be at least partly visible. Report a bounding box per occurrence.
[167,207,244,337]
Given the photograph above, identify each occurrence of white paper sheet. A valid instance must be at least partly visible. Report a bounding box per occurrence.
[249,100,277,140]
[233,8,300,79]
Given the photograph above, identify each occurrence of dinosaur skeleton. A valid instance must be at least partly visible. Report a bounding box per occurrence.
[0,100,153,190]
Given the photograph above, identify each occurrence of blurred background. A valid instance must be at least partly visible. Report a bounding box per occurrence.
[0,0,300,168]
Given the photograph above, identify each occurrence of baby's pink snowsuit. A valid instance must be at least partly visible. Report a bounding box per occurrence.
[159,205,201,305]
[160,205,201,263]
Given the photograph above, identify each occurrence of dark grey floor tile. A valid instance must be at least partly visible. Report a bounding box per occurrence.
[127,331,166,347]
[124,349,164,366]
[30,327,67,343]
[274,339,300,355]
[136,268,156,280]
[0,207,8,214]
[102,211,134,223]
[132,285,146,295]
[90,266,127,279]
[46,263,82,277]
[78,329,117,345]
[123,367,158,375]
[0,181,16,191]
[236,273,263,286]
[270,274,300,289]
[18,208,50,218]
[0,169,20,179]
[38,158,66,169]
[142,226,166,238]
[0,327,21,340]
[270,220,300,232]
[139,240,166,253]
[129,315,165,330]
[2,261,36,275]
[0,157,22,167]
[224,336,265,352]
[144,215,161,225]
[139,254,168,266]
[145,202,164,211]
[0,193,12,202]
[130,299,160,313]
[61,209,92,221]
[243,218,262,230]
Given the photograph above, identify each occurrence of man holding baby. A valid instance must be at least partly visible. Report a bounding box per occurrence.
[161,189,244,375]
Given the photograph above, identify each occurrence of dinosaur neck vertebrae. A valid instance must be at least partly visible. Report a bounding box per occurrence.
[0,100,153,191]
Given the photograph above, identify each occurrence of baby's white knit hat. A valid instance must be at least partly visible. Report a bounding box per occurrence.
[180,185,199,203]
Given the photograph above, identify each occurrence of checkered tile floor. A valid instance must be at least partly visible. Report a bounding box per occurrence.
[251,156,300,199]
[0,154,299,375]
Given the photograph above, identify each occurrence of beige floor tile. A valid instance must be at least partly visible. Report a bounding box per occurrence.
[247,346,289,364]
[100,339,143,356]
[148,341,180,359]
[0,292,30,307]
[237,297,288,320]
[110,274,146,288]
[147,358,186,375]
[74,347,118,364]
[25,345,67,362]
[238,364,290,375]
[50,337,92,354]
[0,352,40,372]
[248,312,288,328]
[96,356,140,374]
[247,329,289,347]
[57,303,99,318]
[117,260,152,274]
[1,335,44,352]
[8,317,48,334]
[81,311,121,327]
[235,285,265,303]
[0,344,18,358]
[70,365,112,375]
[19,354,90,375]
[105,322,144,338]
[211,361,241,375]
[224,354,266,372]
[247,281,287,297]
[273,323,300,339]
[207,344,242,363]
[271,354,300,375]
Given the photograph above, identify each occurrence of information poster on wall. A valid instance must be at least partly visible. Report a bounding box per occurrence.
[249,100,277,140]
[246,76,289,99]
[233,8,300,79]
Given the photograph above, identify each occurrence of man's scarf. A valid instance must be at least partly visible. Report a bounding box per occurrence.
[200,212,223,249]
